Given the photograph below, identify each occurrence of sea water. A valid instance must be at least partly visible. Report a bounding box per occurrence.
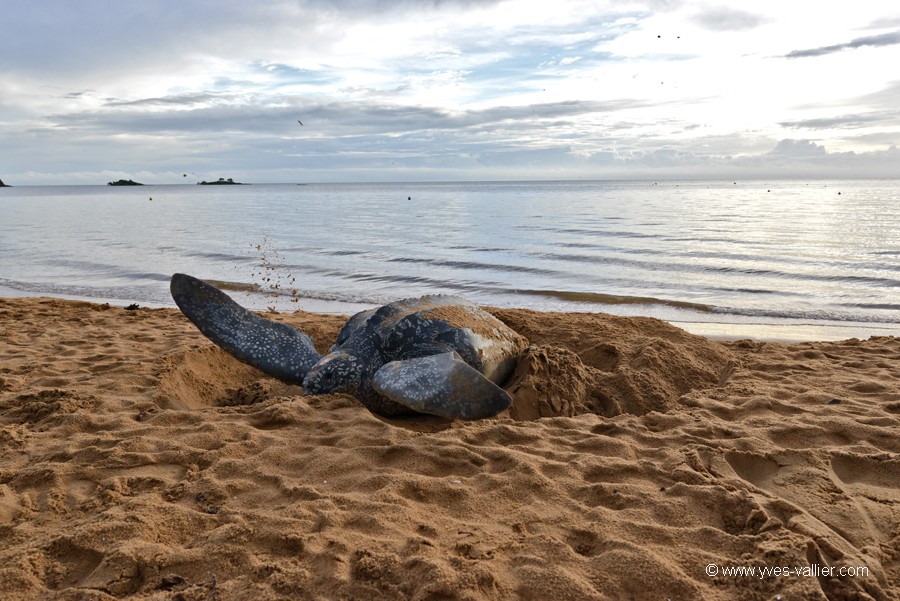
[1,180,898,340]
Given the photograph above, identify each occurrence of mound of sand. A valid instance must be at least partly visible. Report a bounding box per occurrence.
[493,308,736,419]
[0,298,897,600]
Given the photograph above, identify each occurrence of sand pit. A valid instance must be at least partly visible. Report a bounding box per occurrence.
[0,297,897,600]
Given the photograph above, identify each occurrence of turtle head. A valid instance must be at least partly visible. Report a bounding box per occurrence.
[302,352,363,395]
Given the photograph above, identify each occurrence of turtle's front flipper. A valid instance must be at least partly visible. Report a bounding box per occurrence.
[372,352,511,420]
[170,273,321,385]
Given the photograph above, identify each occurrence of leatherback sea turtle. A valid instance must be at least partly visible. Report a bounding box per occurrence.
[170,273,527,420]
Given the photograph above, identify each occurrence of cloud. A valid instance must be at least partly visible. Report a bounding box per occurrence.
[767,139,827,158]
[785,30,900,58]
[583,140,900,179]
[779,111,900,130]
[855,80,900,108]
[6,133,900,184]
[0,1,504,81]
[691,6,767,32]
[841,131,900,146]
[103,92,238,109]
[863,16,900,29]
[45,95,650,141]
[613,0,683,11]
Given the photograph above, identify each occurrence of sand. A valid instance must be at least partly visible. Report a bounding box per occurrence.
[0,297,897,600]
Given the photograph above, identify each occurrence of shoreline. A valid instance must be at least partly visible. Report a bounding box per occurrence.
[665,318,897,342]
[2,287,895,343]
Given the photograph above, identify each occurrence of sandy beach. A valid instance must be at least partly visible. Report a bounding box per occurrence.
[0,297,897,600]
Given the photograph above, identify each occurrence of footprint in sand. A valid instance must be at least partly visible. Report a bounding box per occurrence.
[725,450,896,555]
[43,538,105,590]
[830,455,900,498]
[723,451,781,490]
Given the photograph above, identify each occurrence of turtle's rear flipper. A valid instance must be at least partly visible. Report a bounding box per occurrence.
[170,273,321,385]
[372,352,511,420]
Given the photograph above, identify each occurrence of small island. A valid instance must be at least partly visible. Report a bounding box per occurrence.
[107,179,143,186]
[198,177,243,185]
[0,178,9,187]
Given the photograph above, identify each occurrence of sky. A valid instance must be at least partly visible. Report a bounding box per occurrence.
[1,0,899,184]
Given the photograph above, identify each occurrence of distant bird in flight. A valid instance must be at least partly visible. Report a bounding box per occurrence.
[297,120,303,126]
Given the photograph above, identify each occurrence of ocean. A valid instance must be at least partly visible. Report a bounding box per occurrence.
[2,180,898,340]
